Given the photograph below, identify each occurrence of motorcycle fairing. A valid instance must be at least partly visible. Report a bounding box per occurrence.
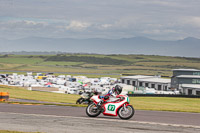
[103,99,127,116]
[90,95,130,116]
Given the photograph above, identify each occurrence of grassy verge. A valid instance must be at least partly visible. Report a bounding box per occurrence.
[0,130,40,133]
[1,85,200,113]
[0,85,80,104]
[130,97,200,113]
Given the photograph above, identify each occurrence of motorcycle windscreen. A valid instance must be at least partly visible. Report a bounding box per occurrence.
[91,95,101,103]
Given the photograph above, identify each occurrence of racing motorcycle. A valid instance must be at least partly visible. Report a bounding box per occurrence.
[86,95,134,120]
[76,92,94,104]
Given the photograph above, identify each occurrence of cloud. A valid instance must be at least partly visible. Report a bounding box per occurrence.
[24,20,48,26]
[183,16,200,28]
[142,29,177,35]
[0,0,200,40]
[66,21,90,31]
[137,0,185,8]
[101,24,112,29]
[0,19,48,29]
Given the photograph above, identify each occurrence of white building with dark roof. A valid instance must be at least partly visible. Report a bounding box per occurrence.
[121,69,200,95]
[171,69,200,95]
[120,75,171,91]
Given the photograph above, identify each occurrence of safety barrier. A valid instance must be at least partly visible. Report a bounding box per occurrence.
[0,92,9,101]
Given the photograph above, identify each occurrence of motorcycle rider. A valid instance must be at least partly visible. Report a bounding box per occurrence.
[94,85,123,109]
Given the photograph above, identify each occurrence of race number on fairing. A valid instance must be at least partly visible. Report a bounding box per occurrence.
[108,105,115,111]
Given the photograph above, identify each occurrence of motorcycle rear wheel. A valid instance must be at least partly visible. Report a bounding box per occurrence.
[86,103,101,117]
[118,105,135,120]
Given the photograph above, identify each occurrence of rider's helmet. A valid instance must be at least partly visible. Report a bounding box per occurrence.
[113,85,122,95]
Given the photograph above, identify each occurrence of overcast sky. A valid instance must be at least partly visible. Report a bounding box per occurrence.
[0,0,200,40]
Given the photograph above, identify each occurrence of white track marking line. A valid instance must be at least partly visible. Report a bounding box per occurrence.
[0,112,200,129]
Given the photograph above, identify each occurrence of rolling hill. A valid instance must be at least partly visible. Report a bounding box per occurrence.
[0,37,200,57]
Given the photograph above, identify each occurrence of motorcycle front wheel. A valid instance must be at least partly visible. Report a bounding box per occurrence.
[76,98,84,104]
[86,103,101,117]
[118,105,135,120]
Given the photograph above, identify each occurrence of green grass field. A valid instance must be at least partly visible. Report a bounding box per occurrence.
[0,54,200,77]
[131,97,200,113]
[1,85,200,113]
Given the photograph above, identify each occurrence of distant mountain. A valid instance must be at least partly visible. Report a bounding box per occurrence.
[0,36,200,57]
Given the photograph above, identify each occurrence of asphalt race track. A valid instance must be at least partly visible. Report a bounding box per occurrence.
[0,103,200,133]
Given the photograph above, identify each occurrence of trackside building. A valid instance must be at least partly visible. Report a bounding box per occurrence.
[120,75,171,91]
[171,69,200,95]
[120,69,200,95]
